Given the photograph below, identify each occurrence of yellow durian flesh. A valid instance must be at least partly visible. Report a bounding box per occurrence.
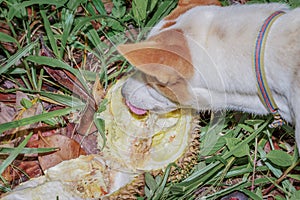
[98,77,195,172]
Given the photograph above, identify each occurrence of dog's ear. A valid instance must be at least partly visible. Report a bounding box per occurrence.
[117,41,182,85]
[117,30,194,85]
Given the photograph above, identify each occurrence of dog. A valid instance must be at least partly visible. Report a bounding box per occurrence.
[117,0,300,148]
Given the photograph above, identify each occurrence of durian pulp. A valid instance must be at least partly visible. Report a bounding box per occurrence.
[98,78,194,171]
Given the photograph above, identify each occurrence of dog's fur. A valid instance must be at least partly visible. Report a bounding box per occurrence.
[117,1,300,147]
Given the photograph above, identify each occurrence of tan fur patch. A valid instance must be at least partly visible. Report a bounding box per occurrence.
[161,21,176,29]
[164,0,221,21]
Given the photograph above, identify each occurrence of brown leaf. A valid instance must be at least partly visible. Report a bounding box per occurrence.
[38,134,86,171]
[92,75,105,106]
[75,102,97,136]
[13,100,43,134]
[2,160,42,186]
[26,129,59,149]
[73,133,100,154]
[4,94,44,136]
[0,102,16,124]
[0,93,16,103]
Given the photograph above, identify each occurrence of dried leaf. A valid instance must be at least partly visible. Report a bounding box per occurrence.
[76,102,97,136]
[2,160,42,185]
[72,133,100,154]
[92,75,105,106]
[0,102,16,124]
[0,93,16,103]
[38,134,86,171]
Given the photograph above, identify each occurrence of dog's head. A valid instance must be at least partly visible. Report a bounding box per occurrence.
[118,29,194,114]
[117,0,220,114]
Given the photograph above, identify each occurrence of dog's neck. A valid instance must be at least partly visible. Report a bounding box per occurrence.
[171,5,293,122]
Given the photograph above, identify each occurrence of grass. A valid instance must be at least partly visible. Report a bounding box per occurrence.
[0,0,300,199]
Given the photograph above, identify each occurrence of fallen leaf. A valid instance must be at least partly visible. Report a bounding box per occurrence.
[0,102,16,124]
[38,134,86,171]
[2,160,42,186]
[73,133,100,154]
[75,102,97,136]
[92,75,105,106]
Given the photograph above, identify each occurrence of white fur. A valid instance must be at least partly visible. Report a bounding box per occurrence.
[122,3,300,148]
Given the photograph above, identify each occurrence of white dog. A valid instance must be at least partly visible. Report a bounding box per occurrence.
[117,1,300,148]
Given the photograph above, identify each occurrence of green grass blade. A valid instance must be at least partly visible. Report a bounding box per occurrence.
[87,28,104,54]
[145,173,158,194]
[152,163,175,200]
[71,15,120,36]
[6,0,67,20]
[93,116,106,149]
[0,132,33,176]
[0,147,58,154]
[67,0,86,11]
[40,9,60,57]
[132,0,148,26]
[145,0,177,28]
[203,181,246,199]
[60,8,74,58]
[222,117,271,160]
[19,0,68,8]
[0,106,83,133]
[6,68,27,75]
[92,0,106,15]
[40,91,84,107]
[85,2,98,16]
[170,117,272,198]
[37,68,44,91]
[0,41,37,75]
[0,32,18,43]
[25,55,90,93]
[30,63,38,90]
[0,184,11,193]
[7,3,20,21]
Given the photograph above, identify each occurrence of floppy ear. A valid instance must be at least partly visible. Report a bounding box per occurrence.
[117,42,181,85]
[117,30,194,85]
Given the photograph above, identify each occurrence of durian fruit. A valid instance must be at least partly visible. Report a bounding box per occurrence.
[97,76,201,198]
[1,77,201,200]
